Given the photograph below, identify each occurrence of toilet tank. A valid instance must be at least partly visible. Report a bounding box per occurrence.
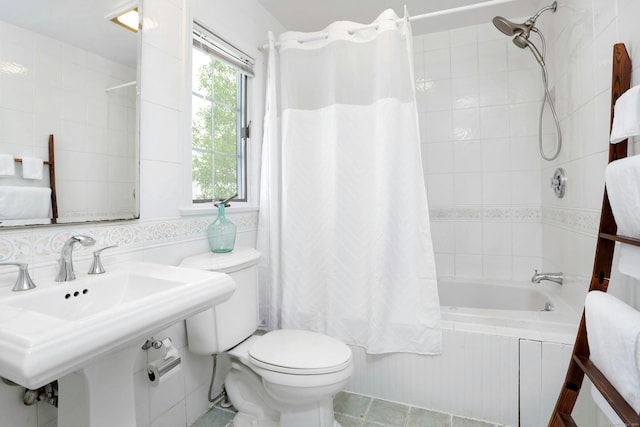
[180,247,261,355]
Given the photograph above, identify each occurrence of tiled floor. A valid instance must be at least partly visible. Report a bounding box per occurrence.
[191,391,502,427]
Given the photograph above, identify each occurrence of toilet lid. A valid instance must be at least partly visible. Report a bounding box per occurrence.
[179,247,260,273]
[249,329,352,375]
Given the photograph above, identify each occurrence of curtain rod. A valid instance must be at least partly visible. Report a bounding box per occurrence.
[259,0,518,50]
[105,81,136,92]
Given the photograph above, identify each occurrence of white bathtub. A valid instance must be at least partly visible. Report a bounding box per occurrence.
[437,277,579,341]
[439,278,551,311]
[347,277,581,426]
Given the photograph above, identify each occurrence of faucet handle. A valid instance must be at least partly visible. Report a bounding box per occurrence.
[88,245,118,275]
[0,262,36,291]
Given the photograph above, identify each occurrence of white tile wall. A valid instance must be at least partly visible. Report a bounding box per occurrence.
[539,0,640,314]
[416,22,542,281]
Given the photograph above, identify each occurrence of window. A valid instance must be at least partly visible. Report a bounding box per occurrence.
[191,22,253,203]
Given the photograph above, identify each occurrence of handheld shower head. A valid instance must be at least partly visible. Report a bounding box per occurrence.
[513,34,545,65]
[490,1,562,162]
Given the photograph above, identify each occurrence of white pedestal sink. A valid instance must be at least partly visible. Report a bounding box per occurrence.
[0,262,236,427]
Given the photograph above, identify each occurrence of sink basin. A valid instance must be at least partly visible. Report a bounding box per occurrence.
[0,261,235,389]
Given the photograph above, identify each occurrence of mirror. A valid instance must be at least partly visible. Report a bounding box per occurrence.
[0,0,140,227]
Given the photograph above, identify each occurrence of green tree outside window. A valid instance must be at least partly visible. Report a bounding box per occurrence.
[192,47,246,201]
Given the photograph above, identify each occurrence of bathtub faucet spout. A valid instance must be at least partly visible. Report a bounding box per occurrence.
[531,270,563,285]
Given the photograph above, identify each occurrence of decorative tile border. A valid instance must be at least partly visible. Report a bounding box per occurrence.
[0,211,259,263]
[542,206,600,236]
[429,207,542,222]
[0,206,598,263]
[429,206,600,236]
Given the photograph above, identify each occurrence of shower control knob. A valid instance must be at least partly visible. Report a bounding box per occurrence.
[550,168,566,198]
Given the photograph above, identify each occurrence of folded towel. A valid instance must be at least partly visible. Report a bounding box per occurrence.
[605,155,640,279]
[0,187,51,219]
[611,85,640,144]
[21,157,43,180]
[0,154,15,176]
[585,291,640,413]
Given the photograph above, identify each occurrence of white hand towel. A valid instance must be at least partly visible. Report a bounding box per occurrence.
[0,154,15,176]
[611,85,640,144]
[21,157,43,180]
[605,155,640,279]
[585,291,640,414]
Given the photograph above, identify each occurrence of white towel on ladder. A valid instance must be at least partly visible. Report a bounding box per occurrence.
[0,154,15,176]
[585,290,640,414]
[21,157,43,180]
[605,155,640,279]
[610,85,640,143]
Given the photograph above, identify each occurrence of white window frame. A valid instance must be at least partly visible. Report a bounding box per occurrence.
[190,21,254,204]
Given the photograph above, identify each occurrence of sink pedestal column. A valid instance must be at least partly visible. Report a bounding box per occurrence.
[58,344,141,427]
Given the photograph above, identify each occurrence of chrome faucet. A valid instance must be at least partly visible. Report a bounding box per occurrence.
[531,269,563,285]
[55,235,96,282]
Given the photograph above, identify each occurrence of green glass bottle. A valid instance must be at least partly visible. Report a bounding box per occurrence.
[207,198,237,253]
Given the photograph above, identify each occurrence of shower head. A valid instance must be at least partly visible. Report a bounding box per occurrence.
[492,2,557,65]
[492,16,532,37]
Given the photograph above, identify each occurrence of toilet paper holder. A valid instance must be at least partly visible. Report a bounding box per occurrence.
[143,337,181,385]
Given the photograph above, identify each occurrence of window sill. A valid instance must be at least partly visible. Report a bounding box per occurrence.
[179,205,259,217]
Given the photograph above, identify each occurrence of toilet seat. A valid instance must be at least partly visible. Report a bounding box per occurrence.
[249,329,352,375]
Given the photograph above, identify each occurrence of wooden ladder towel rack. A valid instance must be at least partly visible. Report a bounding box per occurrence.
[11,134,58,223]
[548,43,638,427]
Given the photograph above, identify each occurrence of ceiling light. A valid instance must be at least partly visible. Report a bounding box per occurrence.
[0,61,29,75]
[108,7,139,32]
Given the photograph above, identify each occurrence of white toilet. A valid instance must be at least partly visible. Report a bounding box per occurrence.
[181,248,353,427]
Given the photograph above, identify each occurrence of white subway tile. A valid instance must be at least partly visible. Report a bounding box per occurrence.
[431,221,455,253]
[454,140,482,173]
[452,108,480,140]
[454,172,482,205]
[423,79,452,112]
[478,72,509,107]
[451,44,478,78]
[454,253,483,278]
[483,222,512,256]
[424,48,451,81]
[480,105,510,139]
[451,76,479,109]
[511,169,541,205]
[426,173,455,207]
[482,172,511,206]
[454,221,483,254]
[423,110,453,142]
[422,31,450,51]
[425,142,454,174]
[450,27,477,47]
[512,223,542,257]
[140,102,181,163]
[483,255,512,279]
[478,39,507,75]
[481,138,510,173]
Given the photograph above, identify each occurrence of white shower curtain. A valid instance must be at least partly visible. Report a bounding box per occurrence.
[258,9,442,355]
